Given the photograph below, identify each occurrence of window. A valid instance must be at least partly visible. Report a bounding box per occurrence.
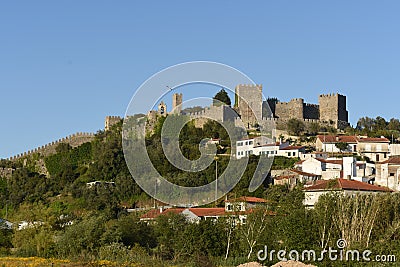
[245,141,248,145]
[288,152,291,156]
[390,173,395,176]
[249,150,253,155]
[238,142,243,146]
[226,204,232,211]
[249,141,253,145]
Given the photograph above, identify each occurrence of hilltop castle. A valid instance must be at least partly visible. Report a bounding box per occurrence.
[153,85,348,129]
[105,84,349,131]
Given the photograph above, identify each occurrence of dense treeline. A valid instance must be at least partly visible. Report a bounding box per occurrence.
[354,116,400,140]
[2,185,400,266]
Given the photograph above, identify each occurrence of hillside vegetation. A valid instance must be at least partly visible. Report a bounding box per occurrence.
[1,117,400,266]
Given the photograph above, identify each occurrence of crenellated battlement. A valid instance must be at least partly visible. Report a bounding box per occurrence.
[105,116,122,131]
[319,93,340,98]
[105,115,121,119]
[304,103,319,108]
[7,132,95,161]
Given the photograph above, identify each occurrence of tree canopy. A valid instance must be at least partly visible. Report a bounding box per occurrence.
[213,88,231,106]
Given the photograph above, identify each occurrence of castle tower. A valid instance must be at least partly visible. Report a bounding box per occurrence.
[172,93,183,114]
[105,116,121,131]
[318,93,349,129]
[158,101,167,116]
[235,84,263,128]
[275,98,304,120]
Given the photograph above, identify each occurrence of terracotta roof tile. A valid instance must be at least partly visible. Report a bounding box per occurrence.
[188,208,226,216]
[357,137,389,143]
[315,158,343,165]
[304,178,392,192]
[290,169,320,177]
[295,160,306,165]
[225,196,269,203]
[378,157,400,164]
[317,135,358,143]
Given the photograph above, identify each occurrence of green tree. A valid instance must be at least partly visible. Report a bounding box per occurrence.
[213,88,231,106]
[0,221,12,253]
[356,116,375,132]
[238,207,271,259]
[374,116,388,132]
[335,142,349,152]
[55,143,72,153]
[154,212,187,260]
[308,122,320,135]
[388,118,400,131]
[286,118,305,136]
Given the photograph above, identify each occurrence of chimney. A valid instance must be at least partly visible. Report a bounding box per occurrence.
[336,136,339,142]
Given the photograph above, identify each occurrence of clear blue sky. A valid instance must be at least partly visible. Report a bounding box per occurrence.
[1,1,399,159]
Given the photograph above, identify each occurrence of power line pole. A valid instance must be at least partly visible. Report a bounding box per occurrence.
[214,156,219,207]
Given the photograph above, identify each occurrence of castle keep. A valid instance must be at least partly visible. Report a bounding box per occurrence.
[234,84,263,127]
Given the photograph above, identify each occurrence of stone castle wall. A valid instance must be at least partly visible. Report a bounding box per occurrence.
[105,116,122,131]
[275,98,304,120]
[172,93,183,114]
[185,105,239,128]
[303,103,320,119]
[318,93,348,128]
[8,132,95,161]
[0,167,14,179]
[319,93,338,122]
[268,93,348,129]
[235,84,263,127]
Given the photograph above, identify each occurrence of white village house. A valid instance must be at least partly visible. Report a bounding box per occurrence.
[140,196,272,225]
[316,135,390,162]
[303,178,392,208]
[236,137,304,159]
[375,157,400,191]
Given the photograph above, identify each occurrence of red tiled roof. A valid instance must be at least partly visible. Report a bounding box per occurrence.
[305,180,326,186]
[317,135,358,143]
[225,196,269,203]
[290,169,320,177]
[315,158,343,165]
[140,208,185,219]
[280,146,304,151]
[303,178,392,192]
[295,160,306,165]
[188,208,226,217]
[357,137,389,143]
[378,157,400,165]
